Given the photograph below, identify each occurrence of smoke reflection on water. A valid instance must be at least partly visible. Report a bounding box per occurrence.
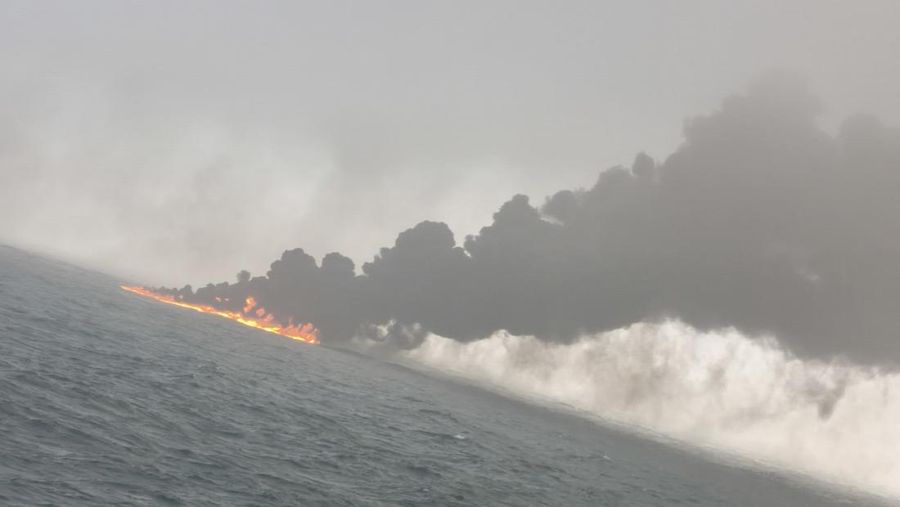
[396,321,900,498]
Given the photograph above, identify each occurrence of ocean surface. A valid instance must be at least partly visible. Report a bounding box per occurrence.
[0,245,890,506]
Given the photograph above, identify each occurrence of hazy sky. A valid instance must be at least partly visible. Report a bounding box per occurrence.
[2,0,898,286]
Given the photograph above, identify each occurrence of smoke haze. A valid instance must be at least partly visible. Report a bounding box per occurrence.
[3,1,900,287]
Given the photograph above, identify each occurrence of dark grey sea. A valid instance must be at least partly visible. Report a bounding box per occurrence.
[0,246,888,506]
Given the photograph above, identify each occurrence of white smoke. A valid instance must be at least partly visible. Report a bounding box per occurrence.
[397,321,900,499]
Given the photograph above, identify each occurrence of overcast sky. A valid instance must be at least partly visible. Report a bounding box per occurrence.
[1,0,898,286]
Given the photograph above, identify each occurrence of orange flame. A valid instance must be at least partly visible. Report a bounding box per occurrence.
[120,285,319,345]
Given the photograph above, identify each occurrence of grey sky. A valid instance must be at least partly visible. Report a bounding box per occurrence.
[1,0,898,286]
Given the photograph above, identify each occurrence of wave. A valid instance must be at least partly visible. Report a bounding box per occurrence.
[396,321,900,499]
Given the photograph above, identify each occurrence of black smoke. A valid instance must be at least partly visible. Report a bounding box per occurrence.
[160,75,900,364]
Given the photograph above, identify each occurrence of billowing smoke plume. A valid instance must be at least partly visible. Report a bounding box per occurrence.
[160,75,900,364]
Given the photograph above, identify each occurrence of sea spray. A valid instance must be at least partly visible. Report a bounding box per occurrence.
[400,321,900,498]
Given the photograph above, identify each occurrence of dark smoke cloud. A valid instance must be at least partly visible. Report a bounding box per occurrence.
[162,75,900,364]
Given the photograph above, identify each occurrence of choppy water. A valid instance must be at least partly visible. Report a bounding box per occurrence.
[0,245,889,506]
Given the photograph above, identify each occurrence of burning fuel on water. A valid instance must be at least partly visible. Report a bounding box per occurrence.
[120,285,319,345]
[4,2,900,504]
